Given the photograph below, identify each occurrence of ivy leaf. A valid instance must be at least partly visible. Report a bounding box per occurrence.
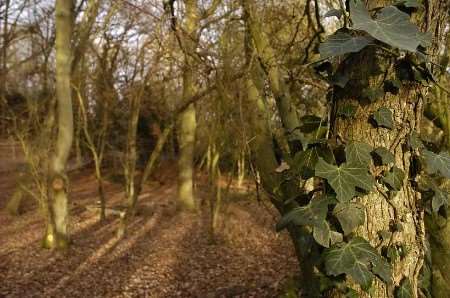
[313,220,332,248]
[319,32,372,58]
[330,72,350,88]
[291,148,319,179]
[275,161,290,173]
[315,158,375,202]
[373,147,395,165]
[333,202,366,235]
[337,104,358,118]
[330,231,344,245]
[408,131,423,150]
[362,87,385,102]
[422,150,450,178]
[382,167,405,190]
[324,8,344,19]
[384,79,402,95]
[373,107,394,129]
[324,237,391,288]
[291,144,335,179]
[345,142,373,166]
[431,186,448,213]
[417,31,432,48]
[300,115,325,133]
[372,259,393,284]
[421,176,449,212]
[378,230,392,242]
[350,1,425,52]
[394,0,421,8]
[395,278,413,298]
[276,195,332,231]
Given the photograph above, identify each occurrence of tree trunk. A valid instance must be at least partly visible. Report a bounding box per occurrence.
[242,19,320,295]
[43,0,74,250]
[241,0,303,154]
[117,91,141,238]
[332,58,424,296]
[327,1,447,295]
[177,0,200,211]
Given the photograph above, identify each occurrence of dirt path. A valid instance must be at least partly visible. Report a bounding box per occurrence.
[0,145,299,297]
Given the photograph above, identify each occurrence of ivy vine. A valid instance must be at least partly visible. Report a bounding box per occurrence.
[276,0,450,296]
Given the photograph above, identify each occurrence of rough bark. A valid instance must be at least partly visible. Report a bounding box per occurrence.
[43,0,74,250]
[325,1,448,295]
[332,53,424,296]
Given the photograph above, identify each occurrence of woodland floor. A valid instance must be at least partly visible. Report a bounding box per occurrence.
[0,141,299,298]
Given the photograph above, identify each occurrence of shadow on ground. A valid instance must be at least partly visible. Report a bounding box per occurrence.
[0,166,298,298]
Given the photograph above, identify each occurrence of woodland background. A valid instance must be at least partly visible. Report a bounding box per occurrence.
[0,0,449,297]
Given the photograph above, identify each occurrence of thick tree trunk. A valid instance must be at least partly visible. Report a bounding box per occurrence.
[328,0,447,295]
[332,63,423,296]
[43,0,74,250]
[177,0,199,211]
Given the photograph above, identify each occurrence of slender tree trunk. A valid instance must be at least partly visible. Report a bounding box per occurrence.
[74,86,107,221]
[117,121,173,238]
[117,93,141,238]
[177,0,199,211]
[43,0,74,250]
[0,0,10,128]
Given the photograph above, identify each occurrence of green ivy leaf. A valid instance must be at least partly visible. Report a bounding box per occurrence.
[421,176,449,212]
[382,167,405,190]
[408,131,423,150]
[378,230,392,242]
[387,246,399,263]
[275,161,290,173]
[333,202,365,235]
[337,104,358,118]
[416,31,432,48]
[330,72,350,88]
[324,8,344,19]
[422,150,450,178]
[315,158,375,202]
[300,115,325,133]
[319,32,372,58]
[373,107,394,129]
[313,220,332,248]
[276,195,332,231]
[291,148,319,179]
[324,237,391,288]
[362,87,384,102]
[394,0,421,8]
[395,278,413,298]
[346,142,373,166]
[384,79,402,95]
[331,231,344,245]
[350,1,426,52]
[373,147,395,165]
[431,186,448,213]
[372,259,393,284]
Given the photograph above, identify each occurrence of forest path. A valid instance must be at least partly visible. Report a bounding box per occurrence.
[0,143,298,298]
